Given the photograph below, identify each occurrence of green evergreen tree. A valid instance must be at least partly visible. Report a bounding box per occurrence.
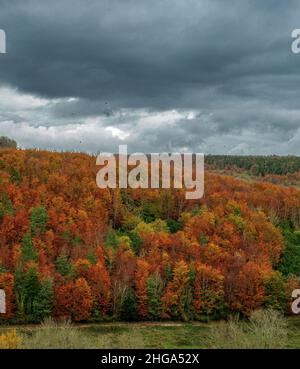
[147,276,161,320]
[0,192,14,219]
[23,268,41,316]
[9,168,22,184]
[129,231,142,255]
[21,233,38,263]
[14,268,26,319]
[278,225,300,276]
[86,251,97,265]
[105,231,120,248]
[166,219,182,233]
[120,288,138,321]
[0,136,16,148]
[264,272,287,312]
[30,206,48,236]
[55,254,71,276]
[142,202,156,223]
[33,277,54,321]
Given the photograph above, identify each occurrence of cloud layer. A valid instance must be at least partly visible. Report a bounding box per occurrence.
[0,0,300,154]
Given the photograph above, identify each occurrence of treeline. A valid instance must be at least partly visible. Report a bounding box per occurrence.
[0,136,17,149]
[206,155,300,176]
[0,149,299,323]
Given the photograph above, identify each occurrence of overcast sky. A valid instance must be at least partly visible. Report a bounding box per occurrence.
[0,0,300,154]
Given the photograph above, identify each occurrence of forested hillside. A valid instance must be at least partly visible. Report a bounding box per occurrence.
[206,155,300,176]
[0,149,300,323]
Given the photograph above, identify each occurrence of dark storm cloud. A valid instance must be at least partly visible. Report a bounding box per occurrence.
[0,0,300,154]
[0,0,297,105]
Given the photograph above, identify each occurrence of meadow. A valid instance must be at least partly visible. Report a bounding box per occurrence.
[1,310,300,349]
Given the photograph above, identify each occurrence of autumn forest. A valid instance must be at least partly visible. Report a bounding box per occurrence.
[0,148,300,323]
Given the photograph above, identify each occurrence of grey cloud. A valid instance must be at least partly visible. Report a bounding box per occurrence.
[0,0,300,154]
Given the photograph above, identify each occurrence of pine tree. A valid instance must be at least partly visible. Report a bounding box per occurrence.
[33,277,54,321]
[147,276,161,320]
[0,192,14,219]
[21,233,38,263]
[30,206,48,236]
[55,254,71,277]
[0,136,17,148]
[23,268,41,316]
[120,288,138,321]
[14,268,26,319]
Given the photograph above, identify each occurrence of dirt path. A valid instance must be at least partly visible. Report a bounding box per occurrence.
[0,321,206,330]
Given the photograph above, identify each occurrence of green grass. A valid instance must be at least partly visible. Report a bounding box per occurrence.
[83,316,300,349]
[1,312,300,349]
[84,323,211,349]
[286,316,300,348]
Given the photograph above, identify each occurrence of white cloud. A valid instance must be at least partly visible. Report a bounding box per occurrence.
[105,127,130,140]
[0,86,49,110]
[1,86,300,156]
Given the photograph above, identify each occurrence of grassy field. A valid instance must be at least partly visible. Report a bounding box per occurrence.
[1,311,300,349]
[78,322,212,349]
[285,317,300,348]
